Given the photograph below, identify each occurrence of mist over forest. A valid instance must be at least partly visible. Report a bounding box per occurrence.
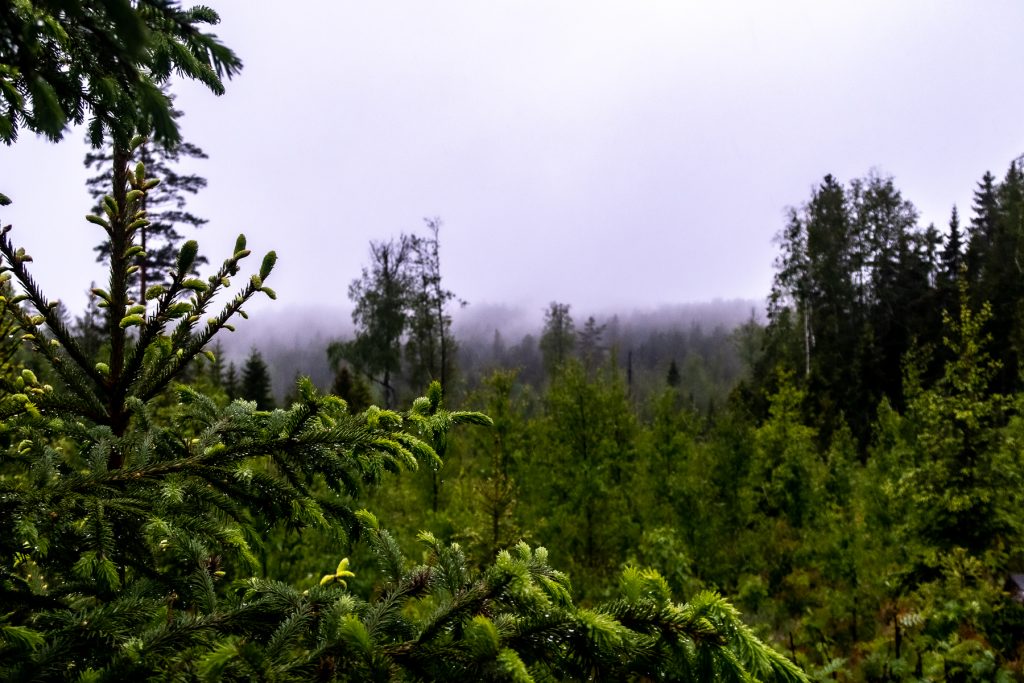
[217,298,761,404]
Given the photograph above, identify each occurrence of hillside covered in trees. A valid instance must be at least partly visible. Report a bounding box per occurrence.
[4,2,1024,682]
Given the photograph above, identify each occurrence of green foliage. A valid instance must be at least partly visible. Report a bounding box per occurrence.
[0,148,481,676]
[965,163,1024,394]
[0,0,242,146]
[764,171,940,448]
[325,162,1024,681]
[87,91,210,302]
[0,278,25,376]
[896,284,1017,552]
[241,347,275,410]
[333,221,463,410]
[0,154,797,676]
[464,370,531,562]
[4,9,921,679]
[0,524,800,682]
[666,358,681,387]
[532,359,638,595]
[750,375,823,530]
[539,302,575,379]
[334,235,412,408]
[332,365,374,414]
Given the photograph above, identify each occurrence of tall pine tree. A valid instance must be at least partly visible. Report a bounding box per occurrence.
[86,89,210,304]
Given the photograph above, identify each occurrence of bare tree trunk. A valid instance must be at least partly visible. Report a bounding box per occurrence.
[803,304,811,378]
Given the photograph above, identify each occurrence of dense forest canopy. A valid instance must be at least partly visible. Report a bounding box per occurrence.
[4,2,1024,681]
[260,164,1024,679]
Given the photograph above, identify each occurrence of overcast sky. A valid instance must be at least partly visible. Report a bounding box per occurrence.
[3,1,1024,322]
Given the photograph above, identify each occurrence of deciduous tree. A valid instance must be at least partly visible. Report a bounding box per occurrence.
[405,218,460,393]
[332,235,412,408]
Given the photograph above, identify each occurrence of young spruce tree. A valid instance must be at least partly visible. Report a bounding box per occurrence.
[240,347,275,410]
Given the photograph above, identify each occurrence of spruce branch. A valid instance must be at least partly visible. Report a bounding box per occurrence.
[0,229,106,414]
[129,244,274,403]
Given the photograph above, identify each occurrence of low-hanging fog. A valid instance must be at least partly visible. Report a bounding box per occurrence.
[214,299,761,402]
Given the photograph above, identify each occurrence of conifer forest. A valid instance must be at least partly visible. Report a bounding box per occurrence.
[3,2,1024,682]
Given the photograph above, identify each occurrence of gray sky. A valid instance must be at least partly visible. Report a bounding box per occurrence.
[3,1,1024,322]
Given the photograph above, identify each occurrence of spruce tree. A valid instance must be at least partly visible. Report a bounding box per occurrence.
[331,364,373,414]
[539,302,575,378]
[240,347,275,410]
[467,370,526,561]
[899,281,1015,552]
[940,206,963,281]
[537,359,636,585]
[207,340,226,389]
[936,205,964,321]
[223,360,240,400]
[0,140,491,679]
[965,170,999,285]
[71,282,107,361]
[86,91,210,304]
[666,359,682,387]
[577,315,607,374]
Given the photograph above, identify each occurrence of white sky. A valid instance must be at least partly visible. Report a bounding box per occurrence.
[3,1,1024,320]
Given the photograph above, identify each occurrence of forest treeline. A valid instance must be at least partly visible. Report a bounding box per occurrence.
[167,159,1024,679]
[242,163,1024,681]
[198,298,755,412]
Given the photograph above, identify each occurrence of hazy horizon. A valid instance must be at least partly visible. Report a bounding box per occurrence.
[213,296,761,358]
[210,297,760,400]
[4,1,1024,320]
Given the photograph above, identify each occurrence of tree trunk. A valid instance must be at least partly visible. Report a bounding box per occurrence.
[108,145,131,454]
